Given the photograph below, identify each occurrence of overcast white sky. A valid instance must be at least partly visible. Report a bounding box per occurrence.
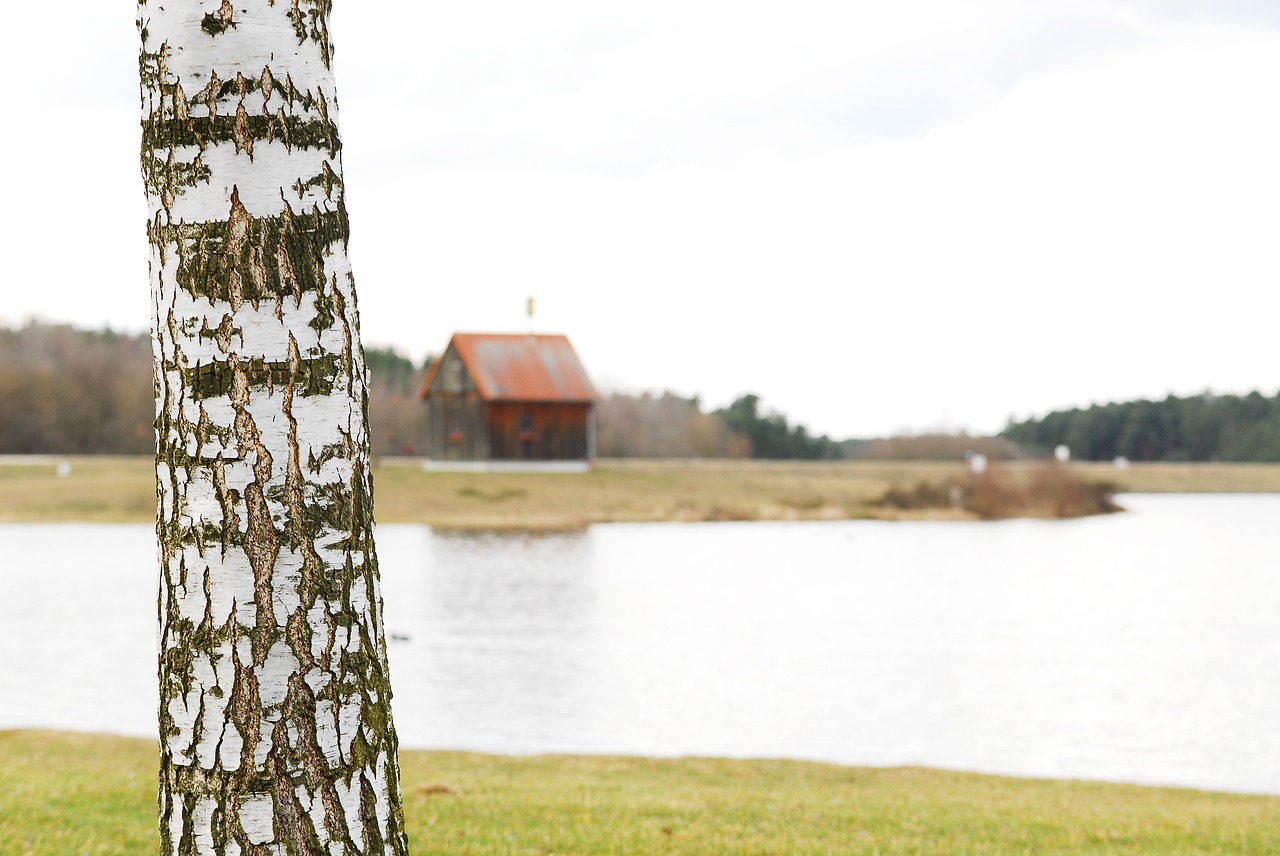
[2,1,1279,438]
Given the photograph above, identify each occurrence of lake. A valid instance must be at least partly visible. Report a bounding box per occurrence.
[2,494,1278,794]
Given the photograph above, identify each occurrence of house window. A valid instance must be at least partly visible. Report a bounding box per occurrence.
[518,411,534,442]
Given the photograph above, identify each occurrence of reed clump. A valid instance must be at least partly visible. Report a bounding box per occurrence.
[880,461,1122,520]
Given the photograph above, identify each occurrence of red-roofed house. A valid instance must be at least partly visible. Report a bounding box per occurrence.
[417,333,598,468]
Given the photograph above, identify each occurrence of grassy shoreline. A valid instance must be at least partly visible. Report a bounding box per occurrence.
[4,730,1278,854]
[2,456,1279,528]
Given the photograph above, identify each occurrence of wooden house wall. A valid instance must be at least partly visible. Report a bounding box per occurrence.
[485,402,592,461]
[423,347,490,460]
[425,395,488,460]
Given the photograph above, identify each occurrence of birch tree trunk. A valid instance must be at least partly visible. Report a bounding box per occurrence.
[138,2,410,853]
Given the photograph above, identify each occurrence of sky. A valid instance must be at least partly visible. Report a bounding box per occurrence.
[2,1,1279,439]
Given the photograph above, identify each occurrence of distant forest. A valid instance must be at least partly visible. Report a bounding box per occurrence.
[596,391,840,459]
[0,323,840,459]
[0,323,153,454]
[0,323,435,457]
[1003,392,1280,462]
[12,323,1276,462]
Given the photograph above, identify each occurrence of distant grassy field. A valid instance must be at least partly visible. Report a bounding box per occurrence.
[3,730,1278,855]
[1,456,1278,528]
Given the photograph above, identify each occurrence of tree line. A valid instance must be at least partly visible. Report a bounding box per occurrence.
[595,391,842,459]
[1003,391,1280,462]
[0,322,436,457]
[596,391,749,458]
[0,323,844,459]
[714,393,843,459]
[0,323,154,454]
[15,323,1280,462]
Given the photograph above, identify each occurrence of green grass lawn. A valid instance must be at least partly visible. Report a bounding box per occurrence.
[3,731,1278,854]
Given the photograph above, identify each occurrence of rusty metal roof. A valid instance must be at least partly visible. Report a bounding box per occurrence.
[417,333,597,403]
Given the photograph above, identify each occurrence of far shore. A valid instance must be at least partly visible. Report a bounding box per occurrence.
[1,456,1278,528]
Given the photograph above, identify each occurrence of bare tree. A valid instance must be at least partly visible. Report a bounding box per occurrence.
[138,2,409,852]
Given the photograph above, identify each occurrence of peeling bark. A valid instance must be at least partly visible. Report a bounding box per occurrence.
[138,2,409,853]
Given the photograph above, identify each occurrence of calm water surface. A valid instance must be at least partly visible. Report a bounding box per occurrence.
[2,494,1278,793]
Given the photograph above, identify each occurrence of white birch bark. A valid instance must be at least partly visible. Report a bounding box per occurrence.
[138,2,410,853]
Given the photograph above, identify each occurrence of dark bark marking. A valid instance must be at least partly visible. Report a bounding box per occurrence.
[233,103,254,160]
[211,458,242,556]
[226,358,279,665]
[201,1,236,37]
[226,606,264,780]
[184,354,341,401]
[281,336,327,603]
[147,204,348,308]
[143,111,341,157]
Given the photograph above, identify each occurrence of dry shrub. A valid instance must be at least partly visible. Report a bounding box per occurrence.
[965,466,1027,519]
[880,462,1121,519]
[880,480,959,511]
[1021,463,1122,519]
